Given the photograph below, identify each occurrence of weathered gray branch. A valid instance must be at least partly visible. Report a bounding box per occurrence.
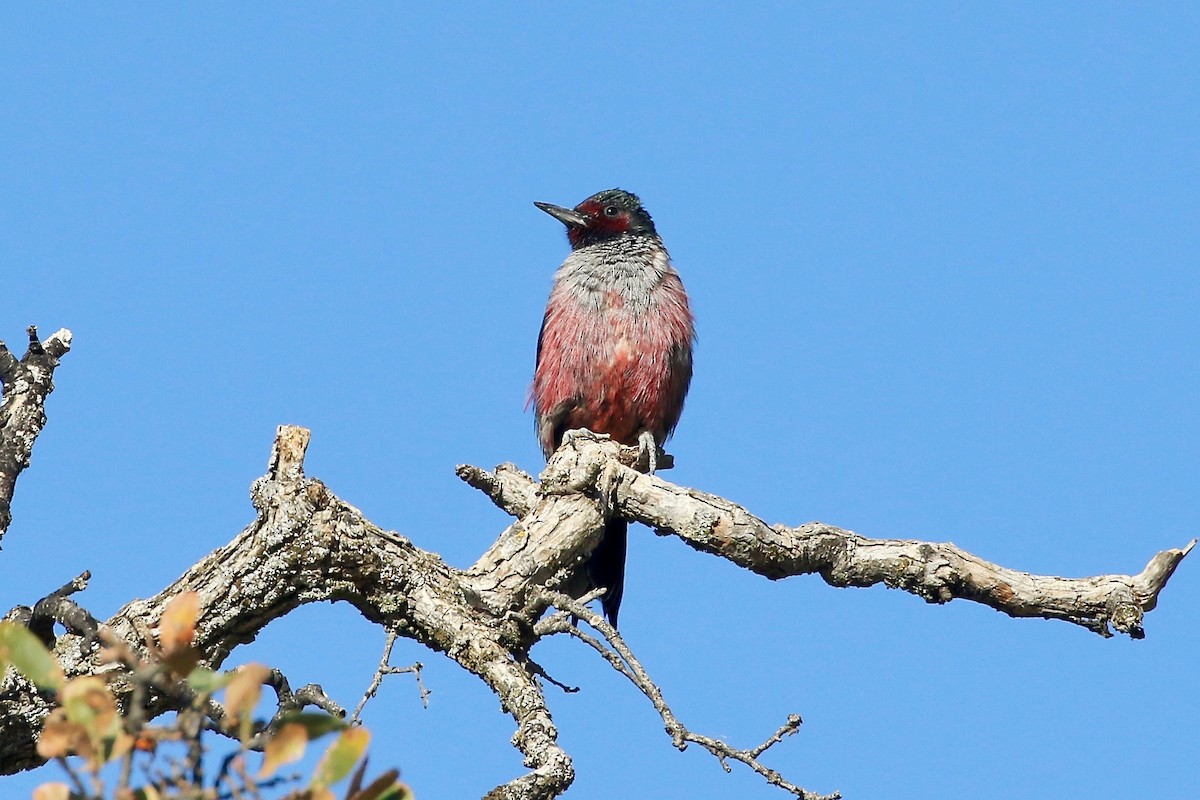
[462,436,1194,640]
[1,424,1192,800]
[2,426,581,798]
[0,325,72,543]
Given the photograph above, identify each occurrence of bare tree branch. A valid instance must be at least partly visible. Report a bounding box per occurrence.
[259,668,346,736]
[0,325,72,543]
[4,570,99,649]
[2,425,580,798]
[462,434,1194,640]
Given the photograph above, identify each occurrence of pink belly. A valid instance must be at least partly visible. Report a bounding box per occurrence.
[533,278,693,457]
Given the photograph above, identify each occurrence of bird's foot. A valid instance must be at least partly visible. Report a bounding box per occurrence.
[560,428,611,448]
[637,430,659,475]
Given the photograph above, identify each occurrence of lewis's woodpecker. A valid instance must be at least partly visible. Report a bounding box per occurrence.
[531,188,695,626]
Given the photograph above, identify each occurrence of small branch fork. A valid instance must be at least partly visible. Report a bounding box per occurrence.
[535,590,835,800]
[4,570,100,647]
[259,668,346,739]
[0,325,72,543]
[350,630,431,724]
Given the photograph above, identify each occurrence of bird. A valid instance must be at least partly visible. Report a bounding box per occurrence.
[530,188,695,627]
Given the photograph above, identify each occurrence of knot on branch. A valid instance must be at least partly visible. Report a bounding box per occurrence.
[537,429,623,498]
[1107,600,1145,639]
[250,425,319,514]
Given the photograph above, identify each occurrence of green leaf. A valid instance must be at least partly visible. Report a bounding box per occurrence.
[310,726,370,790]
[0,621,65,691]
[186,666,233,694]
[375,783,413,800]
[277,710,348,741]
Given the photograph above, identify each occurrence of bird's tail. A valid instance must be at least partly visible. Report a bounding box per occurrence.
[588,517,627,628]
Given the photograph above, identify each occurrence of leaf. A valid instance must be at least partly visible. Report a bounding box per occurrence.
[36,710,90,760]
[158,591,202,676]
[345,754,370,797]
[225,663,271,742]
[276,710,348,741]
[185,666,233,695]
[348,769,413,800]
[311,727,371,790]
[59,676,124,766]
[259,721,308,779]
[102,731,135,765]
[32,783,71,800]
[0,621,65,691]
[162,647,201,679]
[373,783,413,800]
[158,591,199,655]
[61,676,119,733]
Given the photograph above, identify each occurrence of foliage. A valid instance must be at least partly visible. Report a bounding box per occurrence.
[1,593,411,800]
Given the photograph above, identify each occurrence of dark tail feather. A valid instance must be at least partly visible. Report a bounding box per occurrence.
[588,517,627,627]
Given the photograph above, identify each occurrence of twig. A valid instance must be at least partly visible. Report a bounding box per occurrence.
[454,462,539,518]
[211,735,303,799]
[29,571,100,645]
[265,668,345,719]
[351,630,430,724]
[54,755,89,799]
[749,715,803,759]
[218,668,347,752]
[523,653,579,695]
[538,589,839,800]
[183,707,204,789]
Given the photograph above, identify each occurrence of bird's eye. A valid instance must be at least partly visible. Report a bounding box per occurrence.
[604,206,620,217]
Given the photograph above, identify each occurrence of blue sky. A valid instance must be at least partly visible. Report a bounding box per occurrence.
[3,4,1198,798]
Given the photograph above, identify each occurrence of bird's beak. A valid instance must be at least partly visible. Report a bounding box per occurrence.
[534,201,589,228]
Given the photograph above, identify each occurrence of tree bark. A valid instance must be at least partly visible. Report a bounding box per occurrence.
[0,326,72,543]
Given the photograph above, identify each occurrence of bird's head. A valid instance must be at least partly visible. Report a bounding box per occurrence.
[535,188,659,250]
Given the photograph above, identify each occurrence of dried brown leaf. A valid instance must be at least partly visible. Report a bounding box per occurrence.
[260,721,308,778]
[159,591,200,656]
[36,710,90,760]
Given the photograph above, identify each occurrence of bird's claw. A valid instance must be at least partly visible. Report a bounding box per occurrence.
[561,428,611,448]
[637,430,659,475]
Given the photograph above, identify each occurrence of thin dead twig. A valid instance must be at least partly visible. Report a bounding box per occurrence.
[351,630,431,724]
[538,589,839,800]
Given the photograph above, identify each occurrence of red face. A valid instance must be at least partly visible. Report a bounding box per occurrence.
[567,200,635,248]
